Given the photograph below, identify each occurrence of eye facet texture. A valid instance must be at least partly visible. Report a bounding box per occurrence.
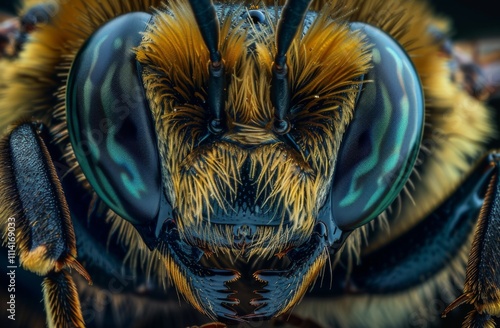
[67,12,162,225]
[330,22,424,230]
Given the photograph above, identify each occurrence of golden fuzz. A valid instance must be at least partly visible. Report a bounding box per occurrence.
[275,247,329,316]
[42,271,85,328]
[137,1,371,247]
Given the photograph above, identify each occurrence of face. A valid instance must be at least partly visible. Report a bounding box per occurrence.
[66,0,423,322]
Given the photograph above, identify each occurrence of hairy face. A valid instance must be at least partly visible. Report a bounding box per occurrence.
[136,0,370,321]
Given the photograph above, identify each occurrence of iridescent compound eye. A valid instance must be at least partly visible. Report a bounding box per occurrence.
[330,22,424,230]
[66,12,162,226]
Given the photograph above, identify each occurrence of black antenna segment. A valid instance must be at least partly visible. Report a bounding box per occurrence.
[272,0,312,134]
[188,0,225,134]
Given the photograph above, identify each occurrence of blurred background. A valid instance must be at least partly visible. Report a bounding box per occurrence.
[429,0,500,119]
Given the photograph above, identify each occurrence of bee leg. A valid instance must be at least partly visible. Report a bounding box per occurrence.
[0,122,91,327]
[442,152,500,326]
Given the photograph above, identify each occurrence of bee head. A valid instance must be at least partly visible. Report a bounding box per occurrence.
[66,0,423,322]
[133,1,368,319]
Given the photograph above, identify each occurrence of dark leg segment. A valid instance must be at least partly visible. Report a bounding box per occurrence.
[8,123,75,274]
[0,122,90,327]
[43,271,85,328]
[443,153,500,326]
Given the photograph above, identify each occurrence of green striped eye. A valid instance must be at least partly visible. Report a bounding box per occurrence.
[66,12,161,226]
[330,23,424,230]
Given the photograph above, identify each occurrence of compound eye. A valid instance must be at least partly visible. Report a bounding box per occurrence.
[67,12,161,225]
[330,22,424,230]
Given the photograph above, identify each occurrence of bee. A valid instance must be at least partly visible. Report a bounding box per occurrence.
[0,0,499,327]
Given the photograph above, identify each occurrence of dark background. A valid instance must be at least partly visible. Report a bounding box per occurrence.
[429,0,500,40]
[0,0,16,16]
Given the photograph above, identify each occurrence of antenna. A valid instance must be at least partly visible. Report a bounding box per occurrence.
[188,0,225,134]
[272,0,312,133]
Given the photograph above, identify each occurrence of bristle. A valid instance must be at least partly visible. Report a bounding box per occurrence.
[42,271,85,328]
[68,259,93,285]
[164,254,207,316]
[106,211,168,288]
[278,248,328,316]
[0,125,29,251]
[464,172,497,293]
[462,310,496,328]
[460,170,500,317]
